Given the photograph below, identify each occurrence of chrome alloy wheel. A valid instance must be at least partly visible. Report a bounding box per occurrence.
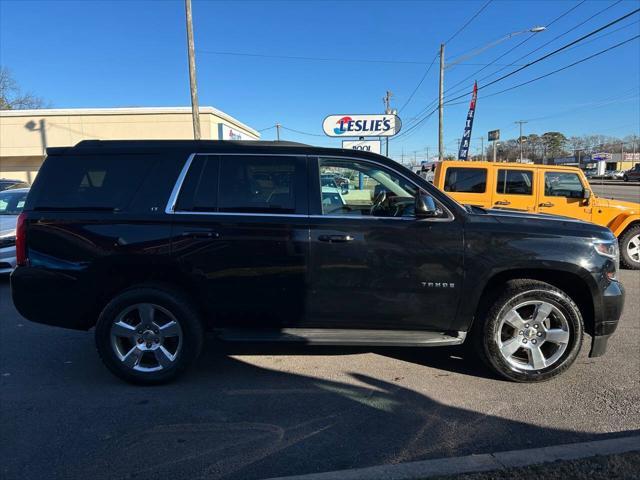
[110,303,183,372]
[627,234,640,263]
[496,300,570,371]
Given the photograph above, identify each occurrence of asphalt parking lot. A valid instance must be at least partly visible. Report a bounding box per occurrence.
[1,267,638,480]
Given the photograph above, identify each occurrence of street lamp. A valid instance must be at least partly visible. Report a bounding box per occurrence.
[438,25,546,161]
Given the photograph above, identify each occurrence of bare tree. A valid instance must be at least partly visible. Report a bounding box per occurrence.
[0,67,46,110]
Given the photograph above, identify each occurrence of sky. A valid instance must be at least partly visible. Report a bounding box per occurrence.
[1,0,639,162]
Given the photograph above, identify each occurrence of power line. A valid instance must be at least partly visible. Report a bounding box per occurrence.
[446,34,640,105]
[444,0,589,100]
[445,0,493,45]
[446,0,623,100]
[279,125,326,137]
[197,50,434,66]
[398,0,492,115]
[398,51,439,112]
[401,0,590,136]
[481,9,639,89]
[442,8,640,106]
[478,0,623,82]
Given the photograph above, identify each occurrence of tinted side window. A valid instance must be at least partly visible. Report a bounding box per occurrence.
[218,156,303,214]
[175,155,219,212]
[26,155,156,211]
[545,172,584,198]
[444,168,486,193]
[497,169,533,195]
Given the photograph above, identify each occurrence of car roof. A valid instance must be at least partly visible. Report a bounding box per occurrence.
[438,161,583,172]
[46,140,397,166]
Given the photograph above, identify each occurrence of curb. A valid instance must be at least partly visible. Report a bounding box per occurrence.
[264,435,640,480]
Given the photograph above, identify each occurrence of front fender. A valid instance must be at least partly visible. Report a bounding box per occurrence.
[609,213,640,237]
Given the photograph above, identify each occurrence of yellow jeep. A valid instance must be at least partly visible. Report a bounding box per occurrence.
[433,161,640,269]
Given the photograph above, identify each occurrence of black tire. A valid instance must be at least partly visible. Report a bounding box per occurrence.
[620,225,640,270]
[623,175,628,182]
[473,279,583,383]
[95,286,204,385]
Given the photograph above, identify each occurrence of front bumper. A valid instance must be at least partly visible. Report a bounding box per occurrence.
[0,245,16,275]
[589,279,624,357]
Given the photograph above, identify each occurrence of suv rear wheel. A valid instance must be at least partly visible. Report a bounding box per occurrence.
[95,286,204,384]
[620,225,640,270]
[475,279,583,382]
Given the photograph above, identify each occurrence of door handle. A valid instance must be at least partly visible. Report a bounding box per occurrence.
[494,200,511,206]
[182,231,221,239]
[318,234,355,243]
[539,202,554,208]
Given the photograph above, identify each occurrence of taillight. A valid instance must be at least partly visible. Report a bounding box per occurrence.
[15,212,28,266]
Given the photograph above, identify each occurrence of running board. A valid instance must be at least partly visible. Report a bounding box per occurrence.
[215,328,466,347]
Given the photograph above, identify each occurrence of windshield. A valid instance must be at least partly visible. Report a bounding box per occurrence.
[0,190,28,215]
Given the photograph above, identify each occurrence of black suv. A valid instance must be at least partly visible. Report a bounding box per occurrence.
[11,140,624,384]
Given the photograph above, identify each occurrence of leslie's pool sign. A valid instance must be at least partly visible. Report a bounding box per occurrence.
[342,140,381,154]
[323,114,401,137]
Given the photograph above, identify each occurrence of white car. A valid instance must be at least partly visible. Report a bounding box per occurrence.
[0,187,29,274]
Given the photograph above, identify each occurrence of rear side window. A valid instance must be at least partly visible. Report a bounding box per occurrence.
[496,169,533,195]
[444,168,486,193]
[218,156,304,214]
[175,155,219,212]
[27,155,156,211]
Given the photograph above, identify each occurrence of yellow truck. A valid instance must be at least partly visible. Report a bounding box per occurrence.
[433,161,640,269]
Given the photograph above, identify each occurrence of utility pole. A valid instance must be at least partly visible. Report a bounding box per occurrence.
[493,141,497,162]
[383,90,393,157]
[276,123,281,141]
[515,120,527,162]
[184,0,201,140]
[438,43,445,161]
[426,146,429,163]
[479,136,485,161]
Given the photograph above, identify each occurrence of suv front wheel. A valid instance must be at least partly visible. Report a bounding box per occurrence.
[95,286,204,384]
[620,225,640,270]
[475,279,583,382]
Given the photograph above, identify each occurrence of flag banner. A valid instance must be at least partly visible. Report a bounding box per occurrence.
[458,81,478,161]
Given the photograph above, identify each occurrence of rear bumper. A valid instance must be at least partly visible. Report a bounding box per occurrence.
[11,266,94,330]
[589,279,624,357]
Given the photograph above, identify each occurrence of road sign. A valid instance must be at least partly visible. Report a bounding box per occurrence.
[323,114,401,137]
[342,140,381,154]
[488,130,500,141]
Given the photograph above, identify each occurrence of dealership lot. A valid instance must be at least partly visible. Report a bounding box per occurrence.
[0,268,638,480]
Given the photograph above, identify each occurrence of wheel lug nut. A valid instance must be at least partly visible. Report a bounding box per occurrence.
[523,339,528,343]
[525,324,530,328]
[519,330,524,335]
[537,332,542,337]
[137,338,144,344]
[532,339,537,344]
[534,324,539,329]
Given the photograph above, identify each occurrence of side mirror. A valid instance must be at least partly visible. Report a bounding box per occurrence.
[583,189,591,205]
[415,194,440,218]
[341,185,349,195]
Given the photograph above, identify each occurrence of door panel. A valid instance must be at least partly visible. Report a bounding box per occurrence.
[170,154,309,328]
[306,157,464,332]
[536,170,592,221]
[492,168,536,212]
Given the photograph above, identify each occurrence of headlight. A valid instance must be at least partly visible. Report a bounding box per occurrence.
[593,239,619,280]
